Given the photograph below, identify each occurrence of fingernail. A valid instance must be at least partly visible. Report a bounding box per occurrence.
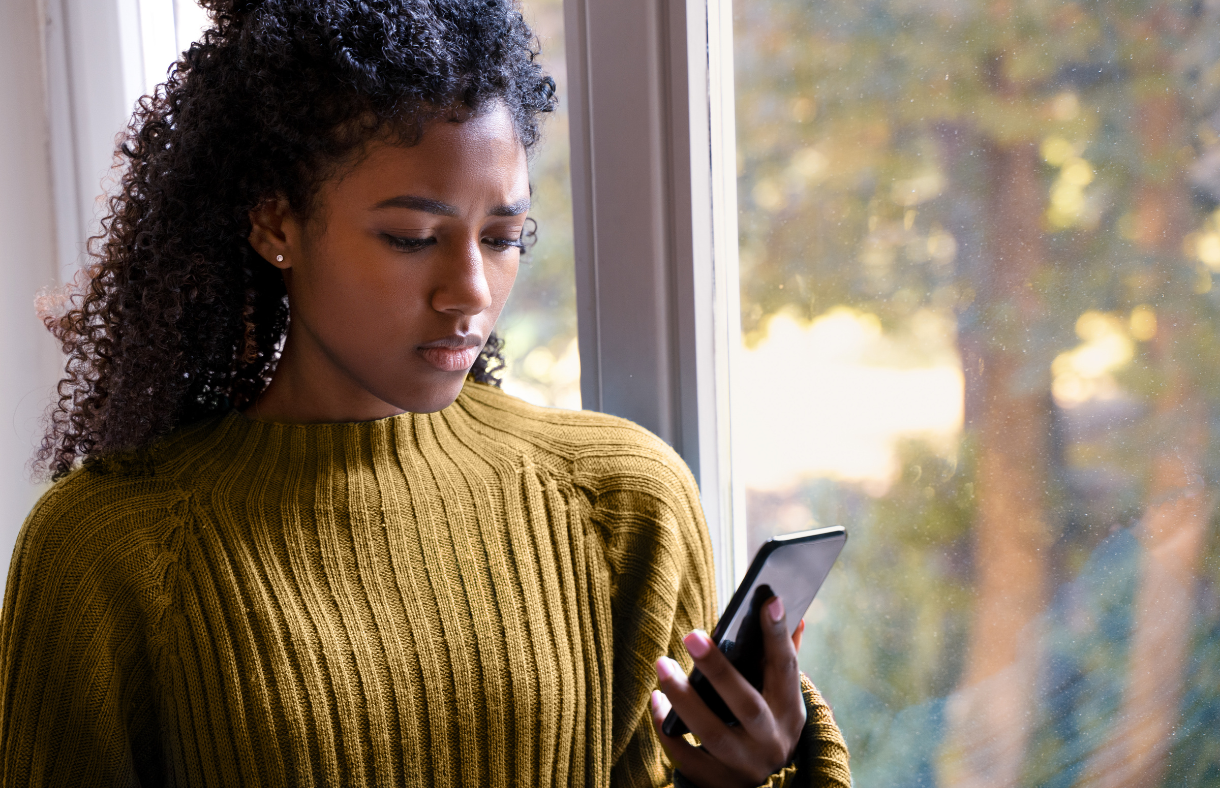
[651,689,662,710]
[684,630,712,659]
[768,596,784,623]
[655,657,676,681]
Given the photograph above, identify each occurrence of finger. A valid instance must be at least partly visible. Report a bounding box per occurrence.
[654,654,752,767]
[649,691,708,769]
[761,597,807,735]
[650,690,747,788]
[681,630,776,742]
[792,618,805,652]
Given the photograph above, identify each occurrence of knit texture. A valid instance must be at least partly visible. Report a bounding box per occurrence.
[0,381,849,787]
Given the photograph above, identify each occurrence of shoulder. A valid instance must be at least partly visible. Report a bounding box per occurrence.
[455,385,710,582]
[455,381,697,498]
[0,466,187,681]
[13,466,186,589]
[8,417,225,604]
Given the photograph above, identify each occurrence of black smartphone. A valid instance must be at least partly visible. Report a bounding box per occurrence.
[660,525,847,737]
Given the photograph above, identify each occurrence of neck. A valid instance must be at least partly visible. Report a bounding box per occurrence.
[246,330,407,424]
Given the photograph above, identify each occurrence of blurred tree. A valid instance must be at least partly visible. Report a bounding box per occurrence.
[938,134,1053,788]
[1082,6,1217,785]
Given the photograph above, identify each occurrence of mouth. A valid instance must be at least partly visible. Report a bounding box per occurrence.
[417,335,485,373]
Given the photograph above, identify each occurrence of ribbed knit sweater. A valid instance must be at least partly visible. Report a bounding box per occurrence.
[0,381,849,787]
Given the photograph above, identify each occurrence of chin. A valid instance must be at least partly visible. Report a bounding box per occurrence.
[387,373,470,415]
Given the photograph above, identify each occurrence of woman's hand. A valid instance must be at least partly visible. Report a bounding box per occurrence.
[650,597,808,788]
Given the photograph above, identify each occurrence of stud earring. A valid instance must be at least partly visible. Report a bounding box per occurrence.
[275,254,284,262]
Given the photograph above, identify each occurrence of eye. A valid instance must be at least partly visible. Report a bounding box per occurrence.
[384,234,436,252]
[482,236,525,253]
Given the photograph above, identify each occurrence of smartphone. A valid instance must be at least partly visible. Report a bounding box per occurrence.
[660,525,847,737]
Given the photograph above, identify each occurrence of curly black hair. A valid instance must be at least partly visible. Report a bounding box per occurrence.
[37,0,557,479]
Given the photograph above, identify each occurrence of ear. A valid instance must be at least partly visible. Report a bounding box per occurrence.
[248,197,296,270]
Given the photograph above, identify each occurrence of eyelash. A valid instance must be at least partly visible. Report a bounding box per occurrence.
[384,235,524,253]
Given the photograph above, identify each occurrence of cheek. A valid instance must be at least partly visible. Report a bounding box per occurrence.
[294,239,425,344]
[487,256,521,316]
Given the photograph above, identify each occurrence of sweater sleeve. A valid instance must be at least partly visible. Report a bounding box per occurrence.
[595,441,717,788]
[598,439,851,788]
[0,480,164,787]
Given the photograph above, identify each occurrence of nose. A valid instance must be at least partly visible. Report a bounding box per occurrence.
[431,236,493,317]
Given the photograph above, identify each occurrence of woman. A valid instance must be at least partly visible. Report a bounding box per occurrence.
[0,1,850,786]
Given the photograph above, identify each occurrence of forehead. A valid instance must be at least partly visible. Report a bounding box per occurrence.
[326,104,529,204]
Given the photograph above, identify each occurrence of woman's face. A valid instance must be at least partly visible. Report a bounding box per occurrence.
[250,103,530,420]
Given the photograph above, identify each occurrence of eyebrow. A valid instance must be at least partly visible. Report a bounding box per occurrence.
[490,197,532,217]
[372,194,531,217]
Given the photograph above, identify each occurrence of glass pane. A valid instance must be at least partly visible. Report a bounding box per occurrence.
[496,0,580,409]
[730,1,1220,785]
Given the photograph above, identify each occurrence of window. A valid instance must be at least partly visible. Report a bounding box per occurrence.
[730,1,1220,784]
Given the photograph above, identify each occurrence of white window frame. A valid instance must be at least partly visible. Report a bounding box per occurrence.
[563,0,745,604]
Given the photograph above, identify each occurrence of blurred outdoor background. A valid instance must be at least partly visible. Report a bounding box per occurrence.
[730,0,1220,786]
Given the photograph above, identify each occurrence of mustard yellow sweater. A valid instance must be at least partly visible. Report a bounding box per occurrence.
[0,381,849,787]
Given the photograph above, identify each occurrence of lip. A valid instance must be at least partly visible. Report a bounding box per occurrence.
[417,334,484,373]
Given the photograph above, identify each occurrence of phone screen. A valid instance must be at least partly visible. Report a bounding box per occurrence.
[661,526,846,737]
[714,529,846,646]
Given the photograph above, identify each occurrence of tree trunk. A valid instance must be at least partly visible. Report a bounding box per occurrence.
[940,140,1053,788]
[1080,90,1214,788]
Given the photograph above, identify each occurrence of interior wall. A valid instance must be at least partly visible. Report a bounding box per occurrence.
[0,0,67,583]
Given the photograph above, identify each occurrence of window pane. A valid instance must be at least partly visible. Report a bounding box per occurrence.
[497,0,579,409]
[731,1,1220,785]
